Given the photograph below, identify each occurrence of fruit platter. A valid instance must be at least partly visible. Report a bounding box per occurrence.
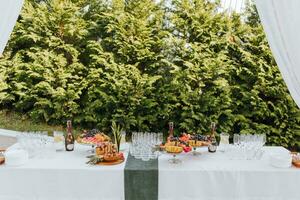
[77,129,111,146]
[87,142,124,165]
[0,154,4,165]
[291,152,300,168]
[182,133,211,156]
[179,133,210,146]
[160,135,191,164]
[0,149,5,165]
[160,133,211,163]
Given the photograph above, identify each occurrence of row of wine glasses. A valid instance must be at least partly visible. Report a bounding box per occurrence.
[17,132,55,158]
[130,132,163,161]
[227,134,266,160]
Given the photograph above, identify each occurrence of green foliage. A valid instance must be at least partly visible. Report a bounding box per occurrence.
[1,0,300,149]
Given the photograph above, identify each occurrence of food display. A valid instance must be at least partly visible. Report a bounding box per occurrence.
[87,142,124,165]
[161,138,191,153]
[161,133,209,151]
[188,140,203,147]
[77,129,111,145]
[160,132,211,162]
[160,134,190,164]
[0,153,4,165]
[0,157,4,165]
[165,146,183,154]
[186,134,210,146]
[0,149,5,165]
[291,153,300,168]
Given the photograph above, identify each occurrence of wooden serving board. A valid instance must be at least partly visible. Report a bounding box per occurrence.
[97,158,124,166]
[0,157,4,165]
[292,160,300,168]
[291,152,300,168]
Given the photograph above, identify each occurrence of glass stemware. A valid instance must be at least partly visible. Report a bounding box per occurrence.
[53,131,65,151]
[130,132,160,161]
[17,131,55,159]
[168,153,182,164]
[229,133,267,160]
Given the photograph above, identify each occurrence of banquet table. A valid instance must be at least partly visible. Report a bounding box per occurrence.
[0,143,127,200]
[159,147,300,200]
[1,130,300,200]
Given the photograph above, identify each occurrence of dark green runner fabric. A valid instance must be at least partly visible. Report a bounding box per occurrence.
[124,154,158,200]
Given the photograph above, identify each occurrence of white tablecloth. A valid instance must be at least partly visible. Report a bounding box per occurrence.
[0,140,127,200]
[1,129,300,200]
[159,146,300,200]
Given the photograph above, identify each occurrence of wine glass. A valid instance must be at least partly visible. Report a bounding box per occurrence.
[54,131,65,151]
[233,134,240,146]
[168,152,182,164]
[190,140,201,156]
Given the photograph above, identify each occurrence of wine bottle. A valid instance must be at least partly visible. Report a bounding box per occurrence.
[168,122,174,138]
[65,120,75,151]
[208,122,217,153]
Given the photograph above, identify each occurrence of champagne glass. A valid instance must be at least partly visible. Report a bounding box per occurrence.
[54,131,65,151]
[233,134,240,146]
[168,153,182,164]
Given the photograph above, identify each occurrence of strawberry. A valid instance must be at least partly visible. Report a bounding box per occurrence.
[119,152,124,159]
[183,146,192,153]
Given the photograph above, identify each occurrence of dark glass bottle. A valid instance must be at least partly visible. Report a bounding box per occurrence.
[208,122,217,153]
[65,120,75,151]
[168,122,174,138]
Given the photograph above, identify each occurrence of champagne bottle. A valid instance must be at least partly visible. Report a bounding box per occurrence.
[168,122,174,138]
[65,120,75,151]
[208,122,217,153]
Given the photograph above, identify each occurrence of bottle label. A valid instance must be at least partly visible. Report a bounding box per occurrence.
[67,144,74,150]
[208,144,217,152]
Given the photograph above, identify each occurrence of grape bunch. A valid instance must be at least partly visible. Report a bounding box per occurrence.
[81,129,100,138]
[192,134,207,141]
[170,136,179,142]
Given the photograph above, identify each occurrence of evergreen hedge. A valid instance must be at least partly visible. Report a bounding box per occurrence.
[1,0,300,149]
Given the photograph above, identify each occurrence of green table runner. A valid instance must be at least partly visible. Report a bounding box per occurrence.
[124,154,158,200]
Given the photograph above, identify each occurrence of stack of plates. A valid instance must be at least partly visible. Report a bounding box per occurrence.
[269,152,292,168]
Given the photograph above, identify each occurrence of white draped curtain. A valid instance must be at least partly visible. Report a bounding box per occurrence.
[0,0,24,55]
[255,0,300,108]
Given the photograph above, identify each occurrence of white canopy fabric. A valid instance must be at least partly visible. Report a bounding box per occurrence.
[0,0,24,55]
[255,0,300,108]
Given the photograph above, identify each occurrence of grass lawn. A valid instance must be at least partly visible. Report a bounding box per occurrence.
[0,109,65,134]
